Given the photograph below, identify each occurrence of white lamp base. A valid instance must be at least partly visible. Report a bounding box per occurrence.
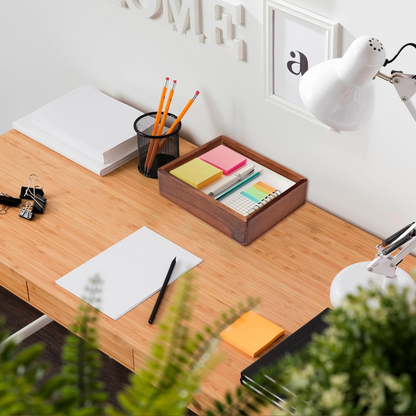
[330,261,416,308]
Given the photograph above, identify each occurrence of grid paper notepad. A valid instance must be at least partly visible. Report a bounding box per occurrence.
[224,182,281,216]
[56,227,202,320]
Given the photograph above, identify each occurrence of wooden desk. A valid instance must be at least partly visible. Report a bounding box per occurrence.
[1,129,415,410]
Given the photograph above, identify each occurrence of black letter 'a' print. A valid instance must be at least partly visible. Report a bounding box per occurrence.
[287,50,309,76]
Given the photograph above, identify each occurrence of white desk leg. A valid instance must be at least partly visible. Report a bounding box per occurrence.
[1,315,53,348]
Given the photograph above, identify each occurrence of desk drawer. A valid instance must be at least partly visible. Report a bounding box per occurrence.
[133,348,146,371]
[28,282,135,371]
[98,329,134,371]
[0,263,28,301]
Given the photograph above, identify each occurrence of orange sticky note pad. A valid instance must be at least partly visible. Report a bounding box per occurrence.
[220,311,285,357]
[257,181,276,192]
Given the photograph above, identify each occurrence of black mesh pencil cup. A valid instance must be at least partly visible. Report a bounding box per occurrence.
[134,112,181,179]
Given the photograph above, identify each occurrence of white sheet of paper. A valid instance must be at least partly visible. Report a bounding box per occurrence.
[31,85,142,164]
[56,227,202,320]
[13,114,137,176]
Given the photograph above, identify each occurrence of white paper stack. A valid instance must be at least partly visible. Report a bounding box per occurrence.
[13,86,143,176]
[56,227,203,320]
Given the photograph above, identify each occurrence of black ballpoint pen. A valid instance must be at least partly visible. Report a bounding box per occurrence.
[148,257,177,324]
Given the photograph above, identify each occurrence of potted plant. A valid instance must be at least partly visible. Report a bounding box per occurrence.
[209,284,416,416]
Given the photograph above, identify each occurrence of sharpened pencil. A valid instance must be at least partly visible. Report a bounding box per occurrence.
[145,77,169,173]
[146,81,177,174]
[147,91,199,172]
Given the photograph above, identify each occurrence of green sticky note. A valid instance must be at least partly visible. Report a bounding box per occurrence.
[244,186,268,202]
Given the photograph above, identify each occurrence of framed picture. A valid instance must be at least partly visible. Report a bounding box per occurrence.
[264,0,339,129]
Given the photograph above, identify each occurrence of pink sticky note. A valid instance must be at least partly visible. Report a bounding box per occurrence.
[199,145,247,175]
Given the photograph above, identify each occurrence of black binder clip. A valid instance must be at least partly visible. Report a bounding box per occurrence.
[0,192,21,216]
[20,174,47,214]
[19,201,35,221]
[0,193,21,207]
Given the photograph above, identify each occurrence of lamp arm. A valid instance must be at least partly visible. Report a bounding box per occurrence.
[382,230,416,257]
[376,71,392,83]
[381,222,415,247]
[376,71,416,123]
[367,223,416,278]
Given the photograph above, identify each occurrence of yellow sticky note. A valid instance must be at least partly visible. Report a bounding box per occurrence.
[220,311,285,357]
[170,158,222,189]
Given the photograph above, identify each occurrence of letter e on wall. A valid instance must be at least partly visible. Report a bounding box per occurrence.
[209,0,244,61]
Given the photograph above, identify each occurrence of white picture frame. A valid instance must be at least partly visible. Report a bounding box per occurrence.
[264,0,339,129]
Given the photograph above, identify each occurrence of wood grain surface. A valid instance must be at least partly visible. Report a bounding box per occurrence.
[1,129,415,411]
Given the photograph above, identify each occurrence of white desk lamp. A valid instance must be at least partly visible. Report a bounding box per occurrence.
[299,36,416,307]
[300,36,416,130]
[330,224,416,307]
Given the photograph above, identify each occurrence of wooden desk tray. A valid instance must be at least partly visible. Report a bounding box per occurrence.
[158,136,307,245]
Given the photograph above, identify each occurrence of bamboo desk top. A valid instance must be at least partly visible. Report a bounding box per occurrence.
[1,129,415,410]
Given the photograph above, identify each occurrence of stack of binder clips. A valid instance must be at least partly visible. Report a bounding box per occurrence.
[0,174,47,220]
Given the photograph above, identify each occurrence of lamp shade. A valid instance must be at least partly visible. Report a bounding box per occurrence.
[299,36,386,131]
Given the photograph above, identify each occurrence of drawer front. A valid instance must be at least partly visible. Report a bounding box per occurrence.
[28,282,134,371]
[0,263,28,301]
[98,329,134,371]
[133,348,146,372]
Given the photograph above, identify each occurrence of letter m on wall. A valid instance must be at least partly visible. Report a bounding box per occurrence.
[163,0,205,42]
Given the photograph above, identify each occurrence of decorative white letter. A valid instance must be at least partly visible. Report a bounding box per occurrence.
[209,0,244,60]
[163,0,205,43]
[125,0,161,18]
[104,0,127,7]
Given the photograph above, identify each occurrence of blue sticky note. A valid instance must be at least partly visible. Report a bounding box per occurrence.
[241,190,260,203]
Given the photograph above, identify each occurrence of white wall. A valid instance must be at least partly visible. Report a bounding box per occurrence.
[1,0,416,242]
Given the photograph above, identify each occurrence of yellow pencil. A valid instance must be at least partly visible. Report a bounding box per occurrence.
[157,80,177,136]
[146,81,177,174]
[145,77,169,172]
[158,91,199,151]
[147,91,200,172]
